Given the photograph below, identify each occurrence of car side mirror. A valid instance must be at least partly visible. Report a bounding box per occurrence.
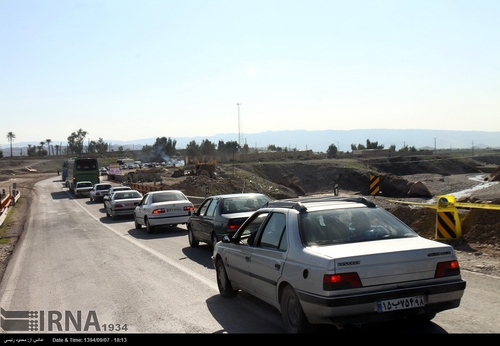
[222,235,232,243]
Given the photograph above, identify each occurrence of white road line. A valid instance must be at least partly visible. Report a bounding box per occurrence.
[72,194,219,292]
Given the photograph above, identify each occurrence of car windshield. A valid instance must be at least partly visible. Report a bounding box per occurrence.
[300,207,417,246]
[222,195,271,214]
[152,191,186,203]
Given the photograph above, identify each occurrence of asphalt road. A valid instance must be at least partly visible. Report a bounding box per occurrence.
[0,177,499,334]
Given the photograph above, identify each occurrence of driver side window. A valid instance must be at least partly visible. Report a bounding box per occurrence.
[197,199,212,216]
[257,213,287,251]
[238,213,269,246]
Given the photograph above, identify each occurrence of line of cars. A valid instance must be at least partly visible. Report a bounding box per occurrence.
[77,182,467,333]
[88,183,196,233]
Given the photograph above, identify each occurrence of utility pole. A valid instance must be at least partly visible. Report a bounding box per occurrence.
[237,103,242,147]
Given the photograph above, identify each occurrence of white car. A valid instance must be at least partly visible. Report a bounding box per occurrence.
[89,183,112,202]
[134,190,195,234]
[212,196,466,333]
[74,181,93,198]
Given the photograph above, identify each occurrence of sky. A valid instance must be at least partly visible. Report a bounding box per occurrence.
[1,0,500,147]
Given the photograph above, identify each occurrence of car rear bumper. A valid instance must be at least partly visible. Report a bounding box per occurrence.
[148,215,190,226]
[297,280,466,325]
[111,208,136,216]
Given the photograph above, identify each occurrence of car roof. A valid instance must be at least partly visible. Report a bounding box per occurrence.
[114,189,141,195]
[208,193,269,199]
[145,190,184,195]
[266,196,376,212]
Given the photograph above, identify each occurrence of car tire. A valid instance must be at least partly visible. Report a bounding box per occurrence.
[407,312,436,324]
[211,233,218,248]
[146,219,154,234]
[134,217,142,229]
[188,227,199,247]
[216,258,238,298]
[280,285,316,334]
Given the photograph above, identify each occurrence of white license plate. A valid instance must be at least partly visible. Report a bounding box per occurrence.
[376,296,426,312]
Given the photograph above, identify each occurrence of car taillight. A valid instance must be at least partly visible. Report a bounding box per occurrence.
[153,208,165,215]
[96,192,101,196]
[184,206,194,212]
[435,260,460,278]
[323,273,362,290]
[227,219,243,231]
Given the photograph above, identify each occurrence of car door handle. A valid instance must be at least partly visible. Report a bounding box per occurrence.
[245,256,250,262]
[275,263,281,270]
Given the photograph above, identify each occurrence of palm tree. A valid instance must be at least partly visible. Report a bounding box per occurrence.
[46,139,52,156]
[6,132,15,157]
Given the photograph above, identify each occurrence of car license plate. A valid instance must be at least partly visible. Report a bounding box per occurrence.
[376,296,426,312]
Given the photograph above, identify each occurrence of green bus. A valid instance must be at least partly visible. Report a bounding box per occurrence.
[64,157,100,192]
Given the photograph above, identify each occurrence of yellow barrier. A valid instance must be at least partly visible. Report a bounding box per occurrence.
[386,195,500,240]
[370,176,380,196]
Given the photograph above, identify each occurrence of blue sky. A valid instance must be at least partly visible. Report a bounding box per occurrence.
[1,0,499,147]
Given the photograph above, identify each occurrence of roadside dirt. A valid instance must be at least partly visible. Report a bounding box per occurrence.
[1,157,500,281]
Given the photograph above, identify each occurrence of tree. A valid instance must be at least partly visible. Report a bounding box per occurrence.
[67,129,88,155]
[151,137,177,162]
[241,143,250,154]
[326,144,338,157]
[185,140,200,162]
[6,132,15,157]
[37,141,47,156]
[46,139,52,156]
[27,144,37,157]
[200,139,216,157]
[87,138,108,154]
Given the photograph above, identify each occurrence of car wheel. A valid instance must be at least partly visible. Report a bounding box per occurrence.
[134,216,142,229]
[211,233,218,248]
[216,258,237,298]
[280,285,316,333]
[111,212,117,220]
[188,227,199,247]
[90,196,93,202]
[146,218,154,234]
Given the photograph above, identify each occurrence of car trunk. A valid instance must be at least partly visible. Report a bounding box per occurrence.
[309,237,458,286]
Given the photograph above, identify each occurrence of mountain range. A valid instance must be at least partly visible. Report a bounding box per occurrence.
[2,129,500,156]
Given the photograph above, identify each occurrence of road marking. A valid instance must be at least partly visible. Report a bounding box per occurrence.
[71,194,219,292]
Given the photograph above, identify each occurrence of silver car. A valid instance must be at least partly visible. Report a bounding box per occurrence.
[104,190,143,220]
[212,196,466,333]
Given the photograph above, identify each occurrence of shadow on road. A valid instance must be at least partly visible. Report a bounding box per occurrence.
[206,290,449,334]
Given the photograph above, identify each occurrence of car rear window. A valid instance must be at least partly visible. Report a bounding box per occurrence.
[78,183,93,187]
[300,207,417,246]
[152,191,187,203]
[222,196,271,214]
